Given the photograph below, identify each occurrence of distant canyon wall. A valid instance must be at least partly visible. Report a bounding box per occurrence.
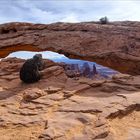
[0,21,140,75]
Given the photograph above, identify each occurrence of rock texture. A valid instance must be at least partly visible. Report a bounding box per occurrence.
[0,57,140,140]
[0,21,140,75]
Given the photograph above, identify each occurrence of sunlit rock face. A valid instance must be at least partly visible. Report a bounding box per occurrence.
[0,57,140,139]
[0,21,140,75]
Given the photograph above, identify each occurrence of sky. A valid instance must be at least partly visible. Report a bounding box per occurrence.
[1,0,140,59]
[1,0,140,24]
[8,51,67,60]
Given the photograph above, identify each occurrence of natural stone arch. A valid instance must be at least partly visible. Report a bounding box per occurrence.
[0,21,140,75]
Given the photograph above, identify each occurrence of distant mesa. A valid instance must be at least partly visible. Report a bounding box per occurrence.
[60,61,116,79]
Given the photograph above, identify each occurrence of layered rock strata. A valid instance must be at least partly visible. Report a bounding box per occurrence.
[0,21,140,75]
[0,57,139,139]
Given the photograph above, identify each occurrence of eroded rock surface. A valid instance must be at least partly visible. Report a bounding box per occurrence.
[0,57,139,140]
[0,22,140,75]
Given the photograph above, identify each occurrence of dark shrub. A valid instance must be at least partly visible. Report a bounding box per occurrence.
[100,16,109,24]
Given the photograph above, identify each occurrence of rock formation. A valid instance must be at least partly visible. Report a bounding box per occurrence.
[60,62,100,79]
[0,21,140,75]
[82,62,91,78]
[20,54,44,83]
[61,63,80,78]
[0,57,140,139]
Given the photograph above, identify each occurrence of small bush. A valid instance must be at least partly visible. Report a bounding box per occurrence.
[99,16,109,24]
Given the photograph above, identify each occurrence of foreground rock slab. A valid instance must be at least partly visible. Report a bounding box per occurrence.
[0,58,140,139]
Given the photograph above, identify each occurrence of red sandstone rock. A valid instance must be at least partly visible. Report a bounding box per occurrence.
[23,88,46,101]
[0,56,139,139]
[0,22,140,75]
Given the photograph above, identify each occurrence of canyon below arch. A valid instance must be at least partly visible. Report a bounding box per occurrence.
[0,21,140,140]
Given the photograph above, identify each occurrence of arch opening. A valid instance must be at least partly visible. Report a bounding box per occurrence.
[5,50,119,80]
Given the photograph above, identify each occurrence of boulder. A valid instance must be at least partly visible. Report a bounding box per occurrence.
[23,88,46,101]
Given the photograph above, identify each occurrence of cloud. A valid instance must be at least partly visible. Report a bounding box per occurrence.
[8,51,65,60]
[42,51,65,59]
[110,1,140,21]
[60,13,79,23]
[0,0,140,24]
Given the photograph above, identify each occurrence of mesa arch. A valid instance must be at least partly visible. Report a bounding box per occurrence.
[0,21,140,75]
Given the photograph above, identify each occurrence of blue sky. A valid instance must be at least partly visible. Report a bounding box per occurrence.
[1,0,140,59]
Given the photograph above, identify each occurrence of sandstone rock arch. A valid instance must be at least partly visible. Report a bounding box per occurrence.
[0,21,140,75]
